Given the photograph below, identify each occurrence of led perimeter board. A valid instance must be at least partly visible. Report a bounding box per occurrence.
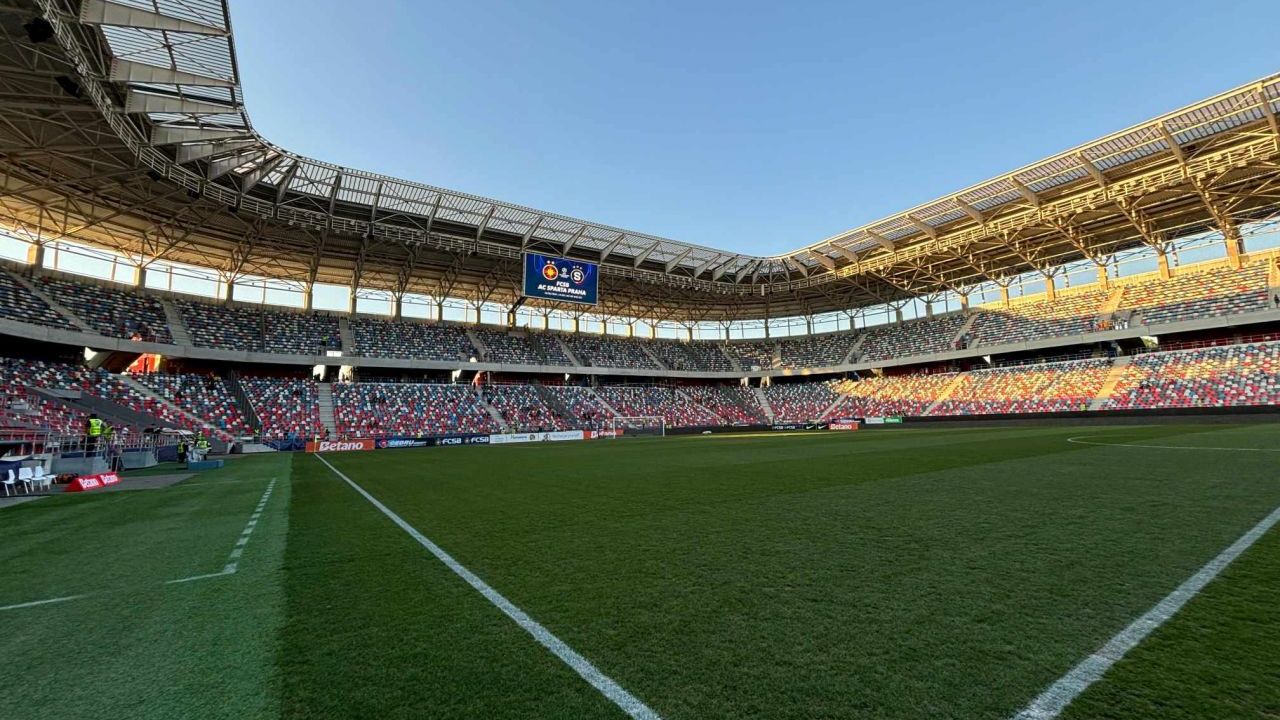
[522,253,599,306]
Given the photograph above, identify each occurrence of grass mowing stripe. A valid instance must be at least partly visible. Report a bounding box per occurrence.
[1013,501,1280,720]
[313,453,661,720]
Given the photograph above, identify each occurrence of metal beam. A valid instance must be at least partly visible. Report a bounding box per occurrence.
[954,197,985,224]
[152,125,247,145]
[633,242,659,267]
[1009,177,1041,207]
[905,214,937,239]
[562,224,586,255]
[864,230,895,252]
[1076,154,1108,187]
[599,232,625,261]
[664,246,693,273]
[124,88,237,115]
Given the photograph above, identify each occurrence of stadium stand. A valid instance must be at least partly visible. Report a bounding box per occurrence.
[263,311,341,355]
[563,334,660,370]
[1119,264,1270,326]
[241,377,323,439]
[929,358,1111,415]
[595,386,720,427]
[473,328,569,366]
[333,382,498,437]
[682,385,766,424]
[726,341,776,370]
[487,385,569,431]
[352,318,477,361]
[831,373,959,418]
[649,339,734,372]
[0,358,89,433]
[130,372,251,435]
[859,314,967,363]
[970,290,1108,347]
[40,277,171,342]
[778,333,858,368]
[0,269,74,329]
[177,300,265,352]
[1104,341,1280,409]
[540,386,611,428]
[763,382,841,422]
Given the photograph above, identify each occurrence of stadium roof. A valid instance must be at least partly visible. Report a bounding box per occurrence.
[2,0,1280,323]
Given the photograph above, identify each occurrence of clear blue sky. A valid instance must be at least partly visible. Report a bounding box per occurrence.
[229,0,1280,255]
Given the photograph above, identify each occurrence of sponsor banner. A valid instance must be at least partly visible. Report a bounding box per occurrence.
[884,416,904,424]
[489,432,545,444]
[522,253,599,306]
[306,438,375,453]
[771,423,829,432]
[864,417,886,425]
[547,430,584,442]
[376,437,434,449]
[829,423,859,431]
[862,416,904,426]
[65,472,120,492]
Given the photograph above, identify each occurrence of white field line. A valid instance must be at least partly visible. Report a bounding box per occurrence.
[1012,503,1280,719]
[1,478,277,610]
[314,454,661,720]
[1067,435,1280,452]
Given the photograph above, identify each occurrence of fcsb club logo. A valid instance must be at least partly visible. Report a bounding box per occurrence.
[542,261,559,281]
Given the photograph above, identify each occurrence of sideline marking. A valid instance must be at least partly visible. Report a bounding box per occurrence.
[1012,503,1280,719]
[1,477,277,610]
[1067,435,1280,452]
[314,454,661,720]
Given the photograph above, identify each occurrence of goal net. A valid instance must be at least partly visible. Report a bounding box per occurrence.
[607,416,665,438]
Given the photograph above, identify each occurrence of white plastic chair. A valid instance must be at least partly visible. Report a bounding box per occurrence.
[1,470,15,496]
[17,467,34,494]
[30,467,52,492]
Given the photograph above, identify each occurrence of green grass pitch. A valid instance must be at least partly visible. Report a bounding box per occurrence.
[3,423,1279,719]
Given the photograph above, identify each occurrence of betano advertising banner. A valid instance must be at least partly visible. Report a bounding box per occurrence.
[522,253,599,305]
[306,438,375,453]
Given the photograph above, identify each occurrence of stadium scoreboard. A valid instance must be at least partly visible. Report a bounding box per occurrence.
[522,252,599,305]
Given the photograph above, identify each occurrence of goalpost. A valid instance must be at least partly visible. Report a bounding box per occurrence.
[607,416,666,438]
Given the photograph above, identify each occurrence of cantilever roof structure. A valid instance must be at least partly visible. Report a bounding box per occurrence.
[2,0,1280,324]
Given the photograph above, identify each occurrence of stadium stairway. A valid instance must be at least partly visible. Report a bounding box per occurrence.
[752,385,776,422]
[923,373,967,416]
[640,344,667,370]
[556,336,584,366]
[316,383,338,437]
[586,387,620,418]
[465,328,489,359]
[845,334,868,364]
[115,374,231,442]
[722,347,743,372]
[338,316,354,353]
[159,297,191,346]
[222,370,262,435]
[718,385,766,422]
[676,388,723,423]
[817,394,848,421]
[948,312,980,348]
[8,271,95,332]
[30,386,228,453]
[1096,287,1126,328]
[479,391,511,432]
[1088,356,1133,411]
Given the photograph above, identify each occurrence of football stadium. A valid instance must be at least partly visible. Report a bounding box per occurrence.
[3,2,1280,719]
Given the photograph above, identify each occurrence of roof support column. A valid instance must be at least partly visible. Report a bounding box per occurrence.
[1096,264,1111,290]
[1043,276,1057,302]
[1157,252,1172,280]
[392,294,403,321]
[999,286,1010,307]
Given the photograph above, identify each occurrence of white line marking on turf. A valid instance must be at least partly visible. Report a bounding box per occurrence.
[1067,436,1280,452]
[1012,503,1280,720]
[1,477,277,611]
[0,594,88,611]
[314,454,660,720]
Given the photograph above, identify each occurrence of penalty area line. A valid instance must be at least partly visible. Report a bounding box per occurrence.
[1012,502,1280,720]
[313,454,661,720]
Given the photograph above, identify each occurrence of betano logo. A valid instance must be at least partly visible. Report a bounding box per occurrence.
[307,438,374,453]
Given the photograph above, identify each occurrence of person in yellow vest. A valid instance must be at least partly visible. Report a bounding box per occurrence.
[85,414,104,455]
[193,434,210,462]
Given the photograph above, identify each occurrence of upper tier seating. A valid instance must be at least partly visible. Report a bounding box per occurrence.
[726,341,777,371]
[263,312,341,355]
[649,340,734,372]
[334,382,498,437]
[778,333,859,368]
[0,270,74,330]
[859,314,966,363]
[971,290,1108,347]
[764,382,841,422]
[1120,264,1270,326]
[473,328,572,366]
[130,372,250,435]
[929,359,1111,415]
[352,318,476,361]
[564,335,660,370]
[241,377,323,439]
[40,277,171,343]
[595,386,720,427]
[178,300,265,352]
[1105,341,1280,410]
